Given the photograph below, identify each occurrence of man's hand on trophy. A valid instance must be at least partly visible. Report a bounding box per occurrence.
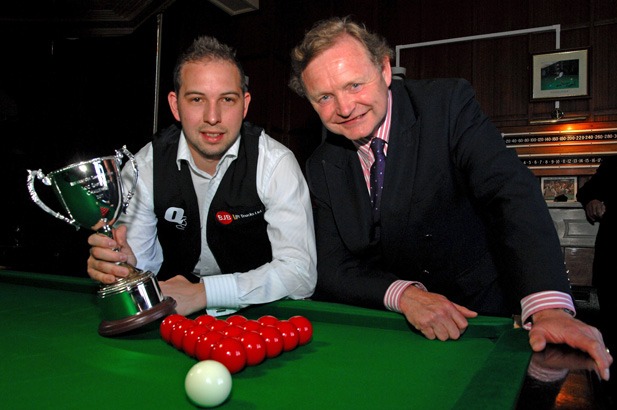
[87,225,137,284]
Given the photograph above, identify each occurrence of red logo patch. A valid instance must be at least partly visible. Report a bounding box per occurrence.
[216,211,233,225]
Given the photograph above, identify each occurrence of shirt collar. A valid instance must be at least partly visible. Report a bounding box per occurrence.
[176,129,241,174]
[353,89,392,152]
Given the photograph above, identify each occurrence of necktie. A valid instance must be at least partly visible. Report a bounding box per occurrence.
[370,138,386,221]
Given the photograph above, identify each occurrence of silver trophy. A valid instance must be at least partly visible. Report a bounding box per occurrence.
[27,147,176,337]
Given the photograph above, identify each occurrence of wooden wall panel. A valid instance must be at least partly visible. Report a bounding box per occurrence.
[4,0,617,275]
[529,0,591,27]
[472,0,530,33]
[592,24,617,115]
[594,0,617,20]
[400,43,474,82]
[472,37,530,121]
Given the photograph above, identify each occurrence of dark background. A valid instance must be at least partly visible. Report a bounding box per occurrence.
[1,0,616,276]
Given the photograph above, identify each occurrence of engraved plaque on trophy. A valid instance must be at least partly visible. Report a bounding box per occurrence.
[27,147,176,336]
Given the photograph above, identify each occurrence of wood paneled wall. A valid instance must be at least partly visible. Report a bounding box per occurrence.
[155,0,617,170]
[2,0,616,275]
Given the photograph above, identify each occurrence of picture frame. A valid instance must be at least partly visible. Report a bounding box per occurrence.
[531,48,589,101]
[541,176,578,202]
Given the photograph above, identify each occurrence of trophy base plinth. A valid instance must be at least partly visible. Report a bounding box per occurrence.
[97,267,176,337]
[98,297,177,337]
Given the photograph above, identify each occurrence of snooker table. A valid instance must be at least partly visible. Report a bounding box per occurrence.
[0,270,599,409]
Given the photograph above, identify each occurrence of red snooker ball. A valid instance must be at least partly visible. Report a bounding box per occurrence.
[210,337,247,374]
[259,325,284,359]
[289,315,313,345]
[242,320,263,333]
[276,320,300,352]
[194,314,216,328]
[223,325,245,339]
[160,314,186,343]
[239,330,267,366]
[257,315,279,327]
[209,319,231,332]
[195,330,225,361]
[225,314,248,326]
[171,319,196,350]
[182,325,211,357]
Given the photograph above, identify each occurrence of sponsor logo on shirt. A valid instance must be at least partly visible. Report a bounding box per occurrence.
[215,209,264,225]
[165,207,188,230]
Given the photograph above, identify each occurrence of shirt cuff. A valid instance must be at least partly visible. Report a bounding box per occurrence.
[520,291,576,329]
[202,274,239,313]
[384,279,427,313]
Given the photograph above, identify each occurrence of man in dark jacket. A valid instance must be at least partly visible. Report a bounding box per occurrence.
[288,16,612,380]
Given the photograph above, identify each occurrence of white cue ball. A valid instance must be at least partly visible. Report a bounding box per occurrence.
[185,360,232,407]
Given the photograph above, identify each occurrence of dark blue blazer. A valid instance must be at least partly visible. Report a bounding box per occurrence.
[306,78,571,317]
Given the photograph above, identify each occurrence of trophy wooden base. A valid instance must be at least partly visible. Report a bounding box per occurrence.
[98,297,177,337]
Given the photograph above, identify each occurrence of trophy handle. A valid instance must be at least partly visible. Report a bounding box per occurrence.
[26,169,79,229]
[116,146,138,213]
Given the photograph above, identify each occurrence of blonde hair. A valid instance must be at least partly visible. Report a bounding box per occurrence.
[289,16,393,97]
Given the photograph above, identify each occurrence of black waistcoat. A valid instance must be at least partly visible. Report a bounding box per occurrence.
[152,123,272,281]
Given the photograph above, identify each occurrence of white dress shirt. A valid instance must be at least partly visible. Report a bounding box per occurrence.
[119,128,317,315]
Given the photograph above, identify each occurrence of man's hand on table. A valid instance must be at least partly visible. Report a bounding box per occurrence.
[529,308,613,381]
[399,285,478,341]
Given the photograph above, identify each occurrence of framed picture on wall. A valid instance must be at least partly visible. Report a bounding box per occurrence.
[541,176,578,202]
[531,48,589,101]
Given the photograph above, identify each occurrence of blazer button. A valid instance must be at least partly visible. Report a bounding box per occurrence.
[422,269,430,275]
[423,234,433,240]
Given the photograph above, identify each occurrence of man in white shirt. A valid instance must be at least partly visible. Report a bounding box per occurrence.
[87,36,316,317]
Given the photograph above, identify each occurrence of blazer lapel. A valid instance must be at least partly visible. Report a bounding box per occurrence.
[381,82,420,242]
[322,145,374,251]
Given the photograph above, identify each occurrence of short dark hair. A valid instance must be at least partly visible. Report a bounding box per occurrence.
[289,16,393,97]
[172,36,248,93]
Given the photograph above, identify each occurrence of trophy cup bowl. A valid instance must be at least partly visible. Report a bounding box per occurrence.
[27,147,176,337]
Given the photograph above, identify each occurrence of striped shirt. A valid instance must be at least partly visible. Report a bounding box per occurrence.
[353,90,393,193]
[359,91,574,325]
